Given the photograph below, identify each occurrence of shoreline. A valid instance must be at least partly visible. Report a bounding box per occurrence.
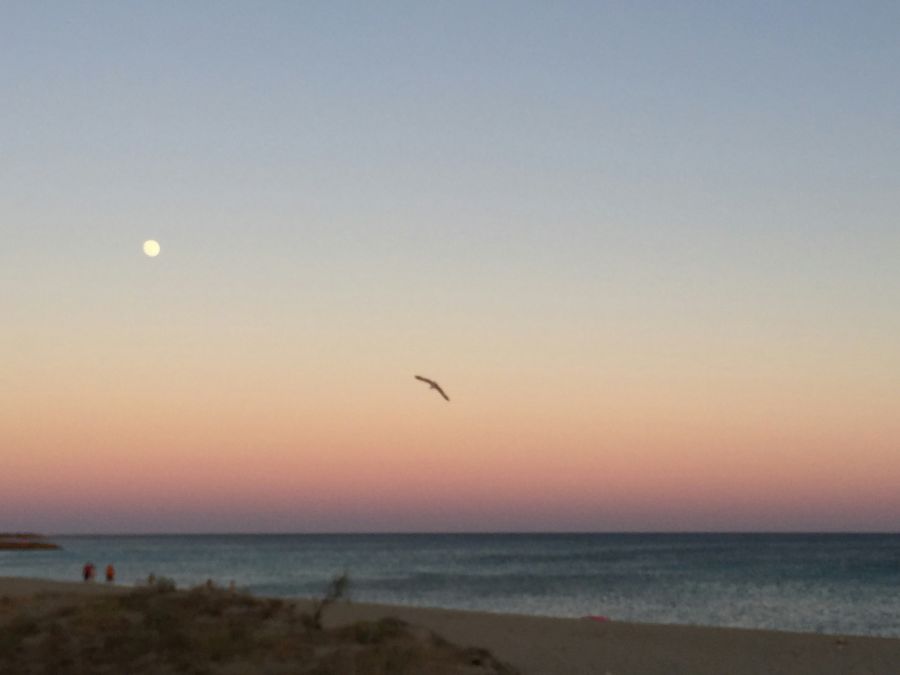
[2,576,899,674]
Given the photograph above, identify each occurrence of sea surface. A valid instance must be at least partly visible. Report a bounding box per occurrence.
[2,533,898,637]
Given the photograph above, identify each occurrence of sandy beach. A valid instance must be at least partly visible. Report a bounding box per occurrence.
[2,576,898,674]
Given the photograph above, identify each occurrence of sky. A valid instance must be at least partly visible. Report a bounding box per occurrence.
[2,1,899,533]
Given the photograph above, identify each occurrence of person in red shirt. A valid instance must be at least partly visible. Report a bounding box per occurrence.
[82,562,95,582]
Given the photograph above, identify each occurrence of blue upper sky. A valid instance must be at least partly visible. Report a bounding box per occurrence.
[5,1,898,344]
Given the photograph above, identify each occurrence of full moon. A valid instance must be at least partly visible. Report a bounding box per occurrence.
[142,240,161,257]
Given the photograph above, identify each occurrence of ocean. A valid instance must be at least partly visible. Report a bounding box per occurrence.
[2,533,898,637]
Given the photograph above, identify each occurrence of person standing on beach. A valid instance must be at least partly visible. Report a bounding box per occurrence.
[105,564,116,583]
[82,562,95,582]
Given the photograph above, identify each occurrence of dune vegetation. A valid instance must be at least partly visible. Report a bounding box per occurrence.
[0,577,517,674]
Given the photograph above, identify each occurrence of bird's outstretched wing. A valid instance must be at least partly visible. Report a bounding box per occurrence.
[414,375,450,401]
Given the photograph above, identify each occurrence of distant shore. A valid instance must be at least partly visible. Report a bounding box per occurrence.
[0,534,60,550]
[2,576,898,674]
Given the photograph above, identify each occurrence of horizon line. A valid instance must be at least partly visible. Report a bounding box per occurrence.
[40,530,900,537]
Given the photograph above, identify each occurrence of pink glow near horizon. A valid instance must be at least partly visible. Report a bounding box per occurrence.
[4,370,899,532]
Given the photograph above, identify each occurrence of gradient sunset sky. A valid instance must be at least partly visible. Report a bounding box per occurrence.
[3,2,899,533]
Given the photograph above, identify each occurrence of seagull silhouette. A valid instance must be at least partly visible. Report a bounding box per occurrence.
[415,375,450,401]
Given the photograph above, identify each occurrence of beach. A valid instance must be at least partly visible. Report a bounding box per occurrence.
[2,576,898,674]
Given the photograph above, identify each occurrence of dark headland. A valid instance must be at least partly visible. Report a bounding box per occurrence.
[0,533,60,550]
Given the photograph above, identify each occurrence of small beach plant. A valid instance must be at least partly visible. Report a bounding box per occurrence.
[305,572,350,631]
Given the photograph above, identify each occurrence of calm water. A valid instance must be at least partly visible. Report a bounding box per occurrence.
[2,534,898,637]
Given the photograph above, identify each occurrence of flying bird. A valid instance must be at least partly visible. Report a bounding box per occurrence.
[415,375,450,401]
